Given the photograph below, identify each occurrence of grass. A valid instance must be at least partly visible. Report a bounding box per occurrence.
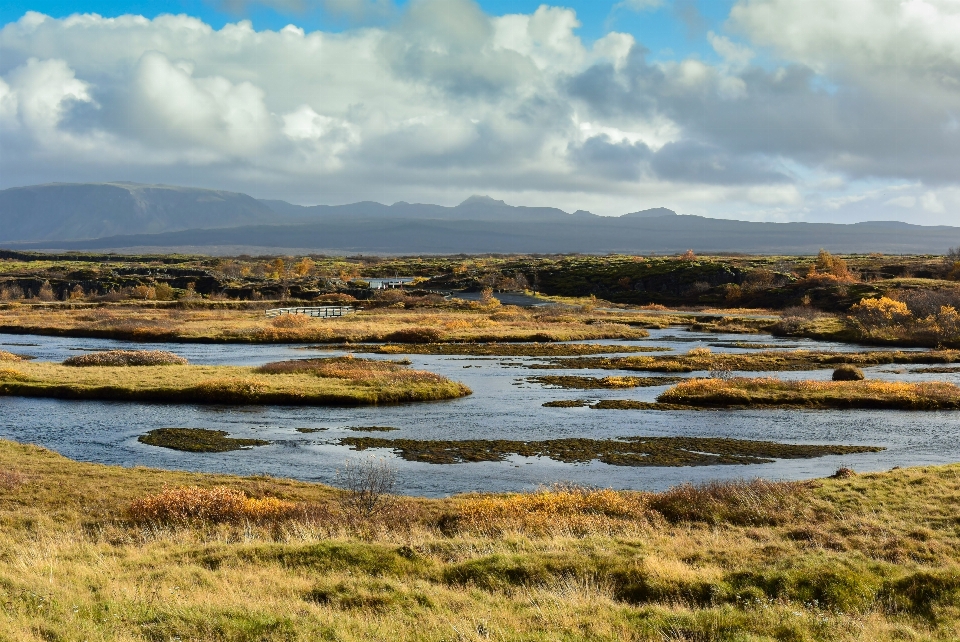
[337,436,881,466]
[138,428,271,452]
[0,357,471,405]
[528,375,685,389]
[532,347,960,372]
[312,342,668,356]
[0,304,655,344]
[658,377,960,409]
[3,439,960,640]
[63,349,188,366]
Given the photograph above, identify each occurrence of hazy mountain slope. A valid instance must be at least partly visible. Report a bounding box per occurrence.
[0,183,279,242]
[13,214,960,255]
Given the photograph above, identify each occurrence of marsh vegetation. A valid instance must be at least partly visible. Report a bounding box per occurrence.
[138,428,270,452]
[0,356,470,405]
[4,441,960,640]
[337,435,880,466]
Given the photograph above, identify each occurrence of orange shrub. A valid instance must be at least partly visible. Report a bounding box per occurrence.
[127,486,300,525]
[456,485,649,536]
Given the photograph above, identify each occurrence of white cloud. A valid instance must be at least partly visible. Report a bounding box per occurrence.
[0,3,957,223]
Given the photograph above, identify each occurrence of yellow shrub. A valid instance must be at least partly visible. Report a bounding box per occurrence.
[127,486,299,525]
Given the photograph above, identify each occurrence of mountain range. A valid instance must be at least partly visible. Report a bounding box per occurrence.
[1,182,957,255]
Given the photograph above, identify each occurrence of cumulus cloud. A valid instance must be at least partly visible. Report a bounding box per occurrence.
[0,1,957,223]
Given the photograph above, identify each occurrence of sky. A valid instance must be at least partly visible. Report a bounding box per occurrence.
[1,0,959,224]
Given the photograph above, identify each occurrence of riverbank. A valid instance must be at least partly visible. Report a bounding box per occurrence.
[1,440,958,640]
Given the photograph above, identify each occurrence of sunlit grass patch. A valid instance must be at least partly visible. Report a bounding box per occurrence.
[658,377,960,409]
[62,349,188,366]
[127,486,300,525]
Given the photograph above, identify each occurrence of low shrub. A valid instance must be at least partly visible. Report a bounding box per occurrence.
[127,486,300,525]
[648,478,808,526]
[271,314,310,329]
[63,350,188,367]
[190,378,268,403]
[832,364,865,381]
[0,367,30,382]
[455,484,649,536]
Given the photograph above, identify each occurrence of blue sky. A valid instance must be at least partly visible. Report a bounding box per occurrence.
[1,0,959,224]
[0,0,736,61]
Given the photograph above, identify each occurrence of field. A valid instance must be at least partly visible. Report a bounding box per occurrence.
[1,440,960,640]
[0,356,470,405]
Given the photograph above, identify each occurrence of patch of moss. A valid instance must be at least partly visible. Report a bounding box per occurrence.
[345,426,399,432]
[541,399,590,408]
[912,366,960,374]
[338,436,881,466]
[138,428,270,453]
[295,428,328,433]
[528,375,684,389]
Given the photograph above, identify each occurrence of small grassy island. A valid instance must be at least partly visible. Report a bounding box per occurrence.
[0,354,470,405]
[657,377,960,410]
[139,428,270,452]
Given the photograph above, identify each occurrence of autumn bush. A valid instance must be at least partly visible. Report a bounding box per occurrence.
[648,478,808,526]
[455,484,649,536]
[271,314,311,329]
[849,295,960,345]
[127,486,300,525]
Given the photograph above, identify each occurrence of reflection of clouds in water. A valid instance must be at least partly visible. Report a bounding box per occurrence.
[0,329,953,497]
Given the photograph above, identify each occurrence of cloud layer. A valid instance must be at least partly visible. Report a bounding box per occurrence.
[1,0,959,222]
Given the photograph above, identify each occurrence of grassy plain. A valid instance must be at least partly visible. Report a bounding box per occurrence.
[0,357,470,405]
[2,441,960,640]
[0,304,658,343]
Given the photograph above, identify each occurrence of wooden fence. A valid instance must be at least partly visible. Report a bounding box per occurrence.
[265,306,354,318]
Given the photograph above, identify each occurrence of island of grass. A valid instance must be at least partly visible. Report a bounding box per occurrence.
[339,435,881,466]
[318,342,668,356]
[139,428,269,452]
[532,347,960,372]
[5,438,960,640]
[0,355,470,405]
[657,377,960,410]
[529,374,685,389]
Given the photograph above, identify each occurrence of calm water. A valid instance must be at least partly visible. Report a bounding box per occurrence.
[1,330,957,496]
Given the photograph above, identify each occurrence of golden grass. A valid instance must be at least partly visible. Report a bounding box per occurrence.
[62,349,188,366]
[0,349,25,361]
[658,377,960,409]
[0,358,471,405]
[537,347,960,372]
[2,440,960,640]
[127,486,301,525]
[0,304,655,344]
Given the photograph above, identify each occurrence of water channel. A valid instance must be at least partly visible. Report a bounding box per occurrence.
[1,329,958,496]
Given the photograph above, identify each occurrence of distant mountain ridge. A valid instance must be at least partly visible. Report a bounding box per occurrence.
[1,182,957,254]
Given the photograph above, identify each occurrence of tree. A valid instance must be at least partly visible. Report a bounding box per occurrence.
[294,257,315,277]
[270,258,286,280]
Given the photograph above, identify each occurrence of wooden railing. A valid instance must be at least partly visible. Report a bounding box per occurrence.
[265,306,354,318]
